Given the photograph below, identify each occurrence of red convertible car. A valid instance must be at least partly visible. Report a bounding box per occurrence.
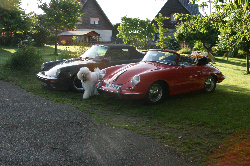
[96,49,226,104]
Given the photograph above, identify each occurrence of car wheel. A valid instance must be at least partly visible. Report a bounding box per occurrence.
[203,76,216,93]
[145,82,166,104]
[70,75,84,92]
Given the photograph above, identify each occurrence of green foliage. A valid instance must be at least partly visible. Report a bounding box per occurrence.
[57,45,88,60]
[153,13,170,49]
[5,46,42,70]
[117,16,155,46]
[177,47,192,54]
[39,0,82,53]
[0,0,32,46]
[185,0,249,73]
[175,14,219,53]
[30,15,50,47]
[214,3,250,51]
[112,23,122,43]
[166,37,181,51]
[193,41,204,51]
[39,0,82,30]
[214,1,249,73]
[0,0,19,11]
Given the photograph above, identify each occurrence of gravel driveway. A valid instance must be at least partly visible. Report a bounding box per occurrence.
[0,80,200,165]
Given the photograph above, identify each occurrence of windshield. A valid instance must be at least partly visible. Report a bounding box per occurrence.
[142,50,179,65]
[80,45,108,60]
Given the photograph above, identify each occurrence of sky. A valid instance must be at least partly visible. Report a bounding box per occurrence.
[20,0,212,25]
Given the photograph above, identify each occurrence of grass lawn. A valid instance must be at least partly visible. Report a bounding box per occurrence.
[0,45,249,165]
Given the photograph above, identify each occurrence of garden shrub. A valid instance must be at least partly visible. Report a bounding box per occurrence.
[5,46,42,70]
[177,47,192,54]
[166,38,181,51]
[193,41,204,51]
[237,50,247,58]
[50,45,89,61]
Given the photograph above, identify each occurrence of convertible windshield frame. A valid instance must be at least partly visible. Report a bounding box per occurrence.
[142,50,179,66]
[80,45,108,60]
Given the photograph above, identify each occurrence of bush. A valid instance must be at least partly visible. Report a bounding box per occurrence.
[166,38,181,51]
[193,41,204,51]
[177,47,192,54]
[5,46,42,70]
[50,45,89,61]
[237,50,247,58]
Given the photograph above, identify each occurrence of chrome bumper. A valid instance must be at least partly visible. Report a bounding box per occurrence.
[97,87,142,96]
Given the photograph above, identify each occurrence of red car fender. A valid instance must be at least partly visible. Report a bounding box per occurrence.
[202,64,225,83]
[134,69,174,97]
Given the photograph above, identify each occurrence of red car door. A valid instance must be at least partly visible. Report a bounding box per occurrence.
[173,64,202,94]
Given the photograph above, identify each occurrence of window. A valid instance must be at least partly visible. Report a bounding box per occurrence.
[106,48,129,60]
[90,18,99,25]
[171,13,177,22]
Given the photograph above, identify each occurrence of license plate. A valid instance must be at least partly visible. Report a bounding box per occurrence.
[105,83,120,90]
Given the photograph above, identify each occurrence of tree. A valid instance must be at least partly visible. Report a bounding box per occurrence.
[153,13,170,49]
[175,0,249,74]
[117,16,155,46]
[111,23,123,43]
[175,14,220,54]
[39,0,82,54]
[30,15,50,47]
[213,1,250,74]
[0,0,31,45]
[0,0,19,11]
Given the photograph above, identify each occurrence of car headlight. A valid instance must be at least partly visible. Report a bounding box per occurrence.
[132,75,140,86]
[56,69,60,77]
[99,69,106,79]
[41,63,45,71]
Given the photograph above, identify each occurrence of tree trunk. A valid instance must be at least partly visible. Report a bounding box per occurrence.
[247,50,249,74]
[202,43,211,54]
[55,28,58,55]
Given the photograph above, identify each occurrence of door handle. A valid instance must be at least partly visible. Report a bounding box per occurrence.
[196,70,201,73]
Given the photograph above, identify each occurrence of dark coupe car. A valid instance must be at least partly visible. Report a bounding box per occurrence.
[36,44,145,92]
[96,49,226,104]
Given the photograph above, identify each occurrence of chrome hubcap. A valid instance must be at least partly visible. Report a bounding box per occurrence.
[204,76,215,91]
[73,77,84,91]
[149,84,162,102]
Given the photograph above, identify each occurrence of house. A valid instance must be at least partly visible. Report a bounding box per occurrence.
[58,0,113,43]
[57,30,100,43]
[152,0,200,40]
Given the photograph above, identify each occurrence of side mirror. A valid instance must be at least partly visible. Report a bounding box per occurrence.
[197,57,208,66]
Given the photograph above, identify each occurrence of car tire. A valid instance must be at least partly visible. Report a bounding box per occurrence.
[145,81,167,105]
[203,76,216,93]
[70,75,84,92]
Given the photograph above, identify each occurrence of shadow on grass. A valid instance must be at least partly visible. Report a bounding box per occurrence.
[215,57,247,68]
[85,85,250,130]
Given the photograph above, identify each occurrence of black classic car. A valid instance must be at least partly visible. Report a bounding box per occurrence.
[36,44,145,92]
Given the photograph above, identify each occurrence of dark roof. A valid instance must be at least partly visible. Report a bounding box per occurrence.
[178,0,200,15]
[79,0,113,26]
[95,44,135,49]
[58,30,100,36]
